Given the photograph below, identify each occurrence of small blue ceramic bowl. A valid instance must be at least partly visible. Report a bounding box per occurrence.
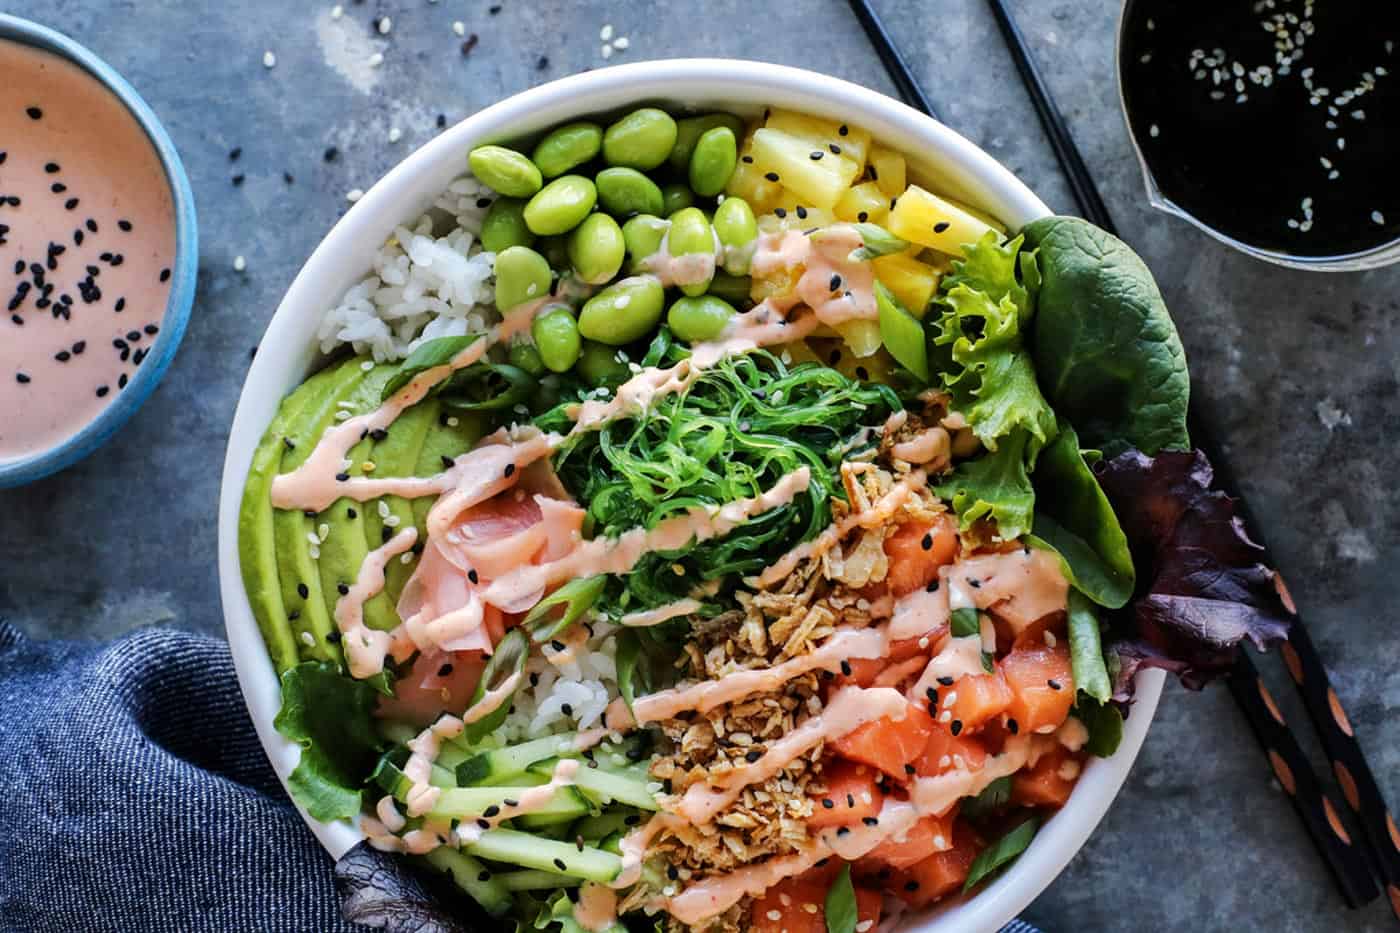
[0,14,197,489]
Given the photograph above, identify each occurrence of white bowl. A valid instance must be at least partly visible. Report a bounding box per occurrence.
[217,58,1164,933]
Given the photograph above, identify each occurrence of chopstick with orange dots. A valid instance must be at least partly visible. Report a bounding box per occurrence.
[1279,623,1400,916]
[1228,651,1379,907]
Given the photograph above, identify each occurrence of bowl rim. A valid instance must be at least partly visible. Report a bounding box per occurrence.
[0,14,199,488]
[216,57,1164,933]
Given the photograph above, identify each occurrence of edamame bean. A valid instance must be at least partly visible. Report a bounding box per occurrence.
[707,271,753,305]
[531,121,603,178]
[577,340,633,388]
[595,167,665,218]
[523,175,598,236]
[667,294,736,343]
[493,245,552,311]
[712,196,758,275]
[601,108,678,171]
[688,127,738,198]
[531,305,582,373]
[668,113,745,173]
[621,214,668,273]
[660,183,694,216]
[568,213,626,285]
[508,340,546,376]
[468,145,542,198]
[578,275,665,345]
[666,207,716,297]
[480,198,536,252]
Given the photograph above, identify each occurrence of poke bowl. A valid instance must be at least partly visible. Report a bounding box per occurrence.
[217,59,1170,933]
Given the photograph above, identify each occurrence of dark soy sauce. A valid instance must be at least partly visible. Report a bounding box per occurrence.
[1121,0,1399,258]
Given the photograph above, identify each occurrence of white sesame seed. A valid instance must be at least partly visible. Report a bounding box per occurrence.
[766,911,782,922]
[601,44,613,59]
[600,24,614,41]
[1337,137,1346,150]
[452,21,465,36]
[1149,123,1160,138]
[318,523,330,541]
[262,50,276,69]
[388,127,402,143]
[331,4,343,19]
[309,545,320,559]
[233,255,247,272]
[1373,211,1387,226]
[378,500,391,519]
[447,416,460,427]
[368,52,384,67]
[384,514,401,528]
[400,552,413,564]
[378,16,392,34]
[301,631,315,646]
[306,531,321,546]
[1328,170,1340,180]
[346,188,364,202]
[613,36,629,50]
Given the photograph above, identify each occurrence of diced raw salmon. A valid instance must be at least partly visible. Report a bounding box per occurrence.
[890,826,981,908]
[750,865,881,933]
[809,759,885,829]
[1012,746,1082,808]
[830,701,936,778]
[883,514,958,596]
[947,671,1014,732]
[1001,638,1075,735]
[862,810,957,870]
[912,722,989,776]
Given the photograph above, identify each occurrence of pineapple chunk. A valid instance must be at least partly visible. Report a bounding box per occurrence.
[726,139,783,213]
[887,185,998,255]
[835,319,884,358]
[872,252,941,318]
[868,147,907,199]
[951,198,1010,235]
[751,264,802,303]
[757,193,836,233]
[749,128,860,211]
[817,338,898,381]
[779,339,824,367]
[834,181,890,225]
[764,110,871,169]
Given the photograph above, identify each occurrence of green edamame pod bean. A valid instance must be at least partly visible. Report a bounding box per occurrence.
[523,175,597,236]
[666,207,716,298]
[595,167,665,218]
[568,213,626,285]
[576,341,632,388]
[531,305,582,373]
[601,108,678,171]
[578,275,666,345]
[494,245,552,311]
[688,127,738,198]
[531,122,603,178]
[508,340,546,376]
[707,271,753,305]
[621,214,668,273]
[468,145,542,198]
[660,183,694,216]
[668,113,746,173]
[667,294,736,343]
[480,198,536,253]
[712,196,758,275]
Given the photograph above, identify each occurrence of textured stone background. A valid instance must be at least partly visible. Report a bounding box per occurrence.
[2,1,1396,930]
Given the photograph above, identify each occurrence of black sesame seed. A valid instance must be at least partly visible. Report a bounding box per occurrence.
[933,221,950,233]
[370,428,388,441]
[503,798,519,807]
[335,472,350,482]
[550,640,565,652]
[1007,718,1020,734]
[283,172,295,184]
[968,578,981,589]
[15,372,30,384]
[1048,679,1063,691]
[829,143,841,154]
[118,220,132,232]
[857,210,869,222]
[440,455,455,470]
[436,114,447,129]
[115,298,126,312]
[467,568,479,584]
[846,793,855,808]
[840,660,852,676]
[828,349,842,365]
[65,198,79,211]
[868,166,879,181]
[44,162,60,174]
[829,273,842,292]
[809,150,824,161]
[836,827,850,837]
[838,124,849,136]
[862,816,879,826]
[86,219,97,233]
[904,880,920,892]
[159,268,171,283]
[741,154,754,163]
[504,463,515,477]
[821,798,835,809]
[561,702,574,716]
[950,719,964,736]
[855,366,869,381]
[117,373,128,389]
[126,330,141,342]
[553,858,567,871]
[460,34,480,55]
[12,260,21,274]
[477,818,491,830]
[323,146,339,162]
[764,171,780,182]
[72,340,86,355]
[95,385,109,398]
[337,582,350,596]
[482,805,500,818]
[904,763,916,775]
[296,582,309,599]
[346,507,357,519]
[51,182,66,193]
[26,107,42,120]
[536,55,550,70]
[476,870,491,882]
[795,205,808,219]
[745,750,762,763]
[926,579,940,593]
[667,866,680,880]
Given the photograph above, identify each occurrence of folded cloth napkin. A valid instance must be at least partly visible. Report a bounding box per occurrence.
[0,622,1045,933]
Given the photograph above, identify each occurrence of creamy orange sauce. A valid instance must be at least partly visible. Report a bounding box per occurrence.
[575,883,620,933]
[618,598,704,628]
[460,671,523,726]
[950,548,1068,633]
[750,226,877,328]
[453,758,581,845]
[891,426,951,466]
[675,686,907,824]
[335,526,418,678]
[482,467,812,611]
[644,227,717,288]
[402,713,467,817]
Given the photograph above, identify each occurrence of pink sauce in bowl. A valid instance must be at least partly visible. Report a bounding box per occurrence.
[0,19,196,486]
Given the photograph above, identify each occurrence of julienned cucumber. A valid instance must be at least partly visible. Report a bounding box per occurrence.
[431,785,591,825]
[528,758,659,811]
[423,846,511,916]
[572,809,639,842]
[463,828,623,883]
[456,733,583,785]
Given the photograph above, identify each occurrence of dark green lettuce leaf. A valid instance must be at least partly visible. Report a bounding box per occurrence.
[1027,418,1135,609]
[274,661,384,822]
[933,428,1036,540]
[1022,216,1190,456]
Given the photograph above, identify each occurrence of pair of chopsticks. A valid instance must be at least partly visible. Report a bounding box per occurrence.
[847,0,1400,917]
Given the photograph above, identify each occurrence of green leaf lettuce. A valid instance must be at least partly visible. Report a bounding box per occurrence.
[274,661,385,822]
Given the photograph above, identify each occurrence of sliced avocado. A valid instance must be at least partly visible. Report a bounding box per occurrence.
[362,399,437,626]
[237,362,347,674]
[411,405,486,533]
[314,363,396,631]
[273,357,367,666]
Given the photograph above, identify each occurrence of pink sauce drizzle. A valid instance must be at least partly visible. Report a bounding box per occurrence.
[618,598,703,628]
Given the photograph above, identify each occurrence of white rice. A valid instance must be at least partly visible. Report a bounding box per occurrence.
[316,173,502,362]
[499,621,624,742]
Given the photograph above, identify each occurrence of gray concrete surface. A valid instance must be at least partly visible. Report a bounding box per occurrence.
[1,1,1396,930]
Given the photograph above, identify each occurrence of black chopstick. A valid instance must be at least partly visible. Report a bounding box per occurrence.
[847,0,1392,912]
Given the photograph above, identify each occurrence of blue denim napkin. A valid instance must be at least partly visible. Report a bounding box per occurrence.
[0,622,1044,933]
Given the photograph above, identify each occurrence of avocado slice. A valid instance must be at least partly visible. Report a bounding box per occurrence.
[313,363,396,631]
[273,357,368,667]
[361,400,437,628]
[237,361,347,674]
[411,404,486,533]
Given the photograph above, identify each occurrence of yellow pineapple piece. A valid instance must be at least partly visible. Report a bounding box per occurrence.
[764,110,872,169]
[749,128,861,211]
[726,138,783,213]
[834,181,890,225]
[868,147,907,199]
[872,252,940,318]
[835,319,884,358]
[751,263,802,303]
[757,193,836,233]
[778,339,824,367]
[887,185,998,255]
